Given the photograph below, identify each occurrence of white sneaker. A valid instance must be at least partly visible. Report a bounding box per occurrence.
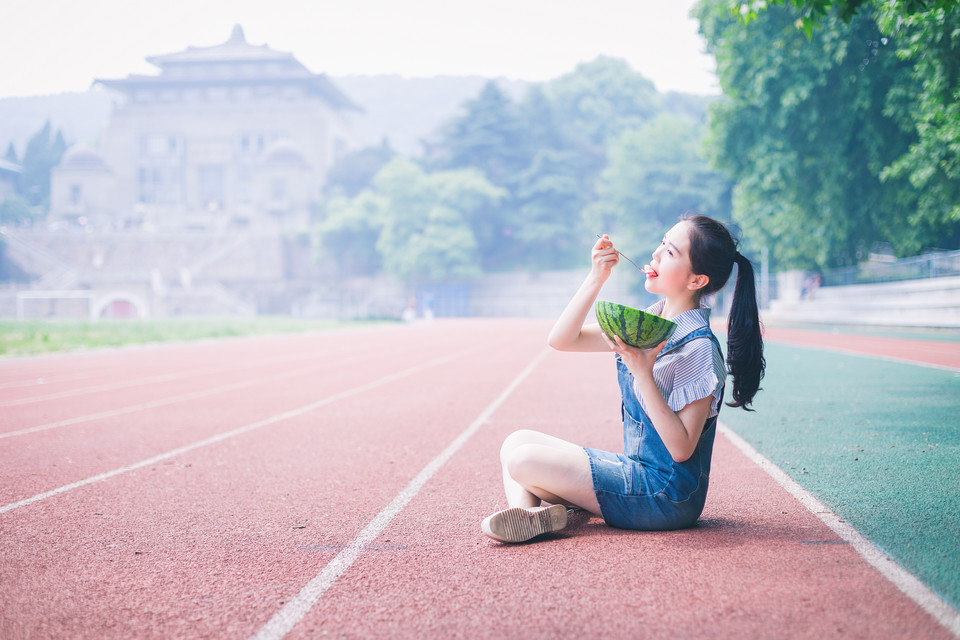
[480,505,568,543]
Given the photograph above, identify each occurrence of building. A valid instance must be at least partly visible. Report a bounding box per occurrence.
[0,158,19,202]
[50,24,359,233]
[3,26,360,319]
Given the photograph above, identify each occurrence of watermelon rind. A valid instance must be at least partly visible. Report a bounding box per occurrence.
[595,301,677,349]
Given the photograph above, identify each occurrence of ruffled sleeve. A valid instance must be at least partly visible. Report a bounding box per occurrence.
[666,371,722,414]
[664,336,724,415]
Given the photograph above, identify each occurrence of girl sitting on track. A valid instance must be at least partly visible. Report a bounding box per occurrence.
[481,214,765,543]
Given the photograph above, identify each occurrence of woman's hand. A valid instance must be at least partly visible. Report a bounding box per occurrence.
[601,333,666,382]
[591,234,620,283]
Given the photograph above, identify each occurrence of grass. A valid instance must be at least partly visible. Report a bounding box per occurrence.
[0,316,375,357]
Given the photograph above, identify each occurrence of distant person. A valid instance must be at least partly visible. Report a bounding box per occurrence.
[481,214,765,542]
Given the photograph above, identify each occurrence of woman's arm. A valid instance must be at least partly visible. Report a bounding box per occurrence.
[547,235,620,352]
[606,337,713,462]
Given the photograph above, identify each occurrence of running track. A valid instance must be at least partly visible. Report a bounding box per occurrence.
[1,320,957,639]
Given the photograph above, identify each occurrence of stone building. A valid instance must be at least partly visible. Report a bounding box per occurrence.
[3,25,361,319]
[0,158,19,201]
[50,24,358,233]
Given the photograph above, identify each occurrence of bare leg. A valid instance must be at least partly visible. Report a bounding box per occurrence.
[499,429,602,516]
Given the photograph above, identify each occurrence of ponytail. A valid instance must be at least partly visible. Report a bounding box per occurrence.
[681,214,765,410]
[726,253,765,410]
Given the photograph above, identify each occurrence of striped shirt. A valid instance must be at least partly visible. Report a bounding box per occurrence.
[632,299,726,418]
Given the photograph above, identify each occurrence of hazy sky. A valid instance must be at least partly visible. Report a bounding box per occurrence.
[0,0,718,99]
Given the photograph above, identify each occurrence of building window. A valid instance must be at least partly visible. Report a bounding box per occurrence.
[69,184,82,205]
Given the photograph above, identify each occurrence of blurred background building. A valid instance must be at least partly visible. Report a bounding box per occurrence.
[50,24,357,233]
[6,25,360,319]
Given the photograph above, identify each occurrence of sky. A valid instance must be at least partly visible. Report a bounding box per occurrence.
[0,0,718,99]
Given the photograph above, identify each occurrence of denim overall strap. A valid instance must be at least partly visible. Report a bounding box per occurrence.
[662,325,722,359]
[616,325,724,423]
[658,325,726,428]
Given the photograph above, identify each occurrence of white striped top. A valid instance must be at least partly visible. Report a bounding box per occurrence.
[632,299,726,418]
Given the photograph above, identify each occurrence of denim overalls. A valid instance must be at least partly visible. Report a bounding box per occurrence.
[585,327,724,530]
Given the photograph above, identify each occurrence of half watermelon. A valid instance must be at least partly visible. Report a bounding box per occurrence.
[595,301,677,349]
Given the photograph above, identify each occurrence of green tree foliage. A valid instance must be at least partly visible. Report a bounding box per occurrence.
[512,148,593,269]
[318,158,506,282]
[725,1,960,258]
[423,58,705,271]
[432,81,528,186]
[591,114,733,251]
[544,56,661,149]
[324,139,395,197]
[738,0,958,36]
[322,57,728,277]
[0,195,33,226]
[877,4,960,251]
[19,120,67,210]
[696,0,935,267]
[316,191,386,276]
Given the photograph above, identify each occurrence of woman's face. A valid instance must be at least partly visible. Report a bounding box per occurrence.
[644,221,703,296]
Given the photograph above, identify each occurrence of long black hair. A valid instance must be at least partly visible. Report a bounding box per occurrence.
[682,214,765,410]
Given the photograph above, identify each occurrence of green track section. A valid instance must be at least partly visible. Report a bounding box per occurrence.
[720,341,960,610]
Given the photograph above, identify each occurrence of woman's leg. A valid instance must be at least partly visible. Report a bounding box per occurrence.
[499,429,602,515]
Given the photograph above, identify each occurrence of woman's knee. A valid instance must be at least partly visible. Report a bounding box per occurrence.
[504,443,550,483]
[499,429,543,462]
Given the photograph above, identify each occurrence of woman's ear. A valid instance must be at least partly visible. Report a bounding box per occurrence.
[688,274,709,291]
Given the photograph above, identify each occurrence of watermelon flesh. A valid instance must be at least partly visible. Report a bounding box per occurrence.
[595,300,677,349]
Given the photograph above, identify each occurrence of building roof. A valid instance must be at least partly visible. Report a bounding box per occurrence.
[0,158,21,175]
[145,25,295,66]
[95,25,360,111]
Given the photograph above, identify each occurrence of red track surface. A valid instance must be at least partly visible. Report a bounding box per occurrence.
[0,320,955,639]
[761,325,960,370]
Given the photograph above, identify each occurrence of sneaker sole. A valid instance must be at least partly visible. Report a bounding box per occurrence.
[481,505,568,543]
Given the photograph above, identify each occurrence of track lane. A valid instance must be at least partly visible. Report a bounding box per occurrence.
[0,323,506,504]
[286,346,954,639]
[0,320,551,639]
[760,325,960,370]
[1,320,955,639]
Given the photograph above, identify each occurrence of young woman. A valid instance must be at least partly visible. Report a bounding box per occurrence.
[481,214,765,543]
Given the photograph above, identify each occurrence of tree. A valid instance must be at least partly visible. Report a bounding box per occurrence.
[431,81,528,186]
[318,158,506,282]
[19,120,67,210]
[323,139,395,197]
[3,143,16,164]
[544,56,661,149]
[0,196,33,226]
[511,148,593,269]
[591,114,733,252]
[316,191,386,276]
[877,5,960,252]
[696,0,922,267]
[736,0,957,36]
[728,1,960,255]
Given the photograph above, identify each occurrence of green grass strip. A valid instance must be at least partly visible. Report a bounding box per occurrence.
[720,342,960,610]
[0,317,374,357]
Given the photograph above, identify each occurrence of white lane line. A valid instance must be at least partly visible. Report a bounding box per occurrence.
[0,345,492,515]
[0,372,91,390]
[0,363,325,440]
[0,350,339,408]
[249,348,550,640]
[719,423,960,638]
[0,367,229,408]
